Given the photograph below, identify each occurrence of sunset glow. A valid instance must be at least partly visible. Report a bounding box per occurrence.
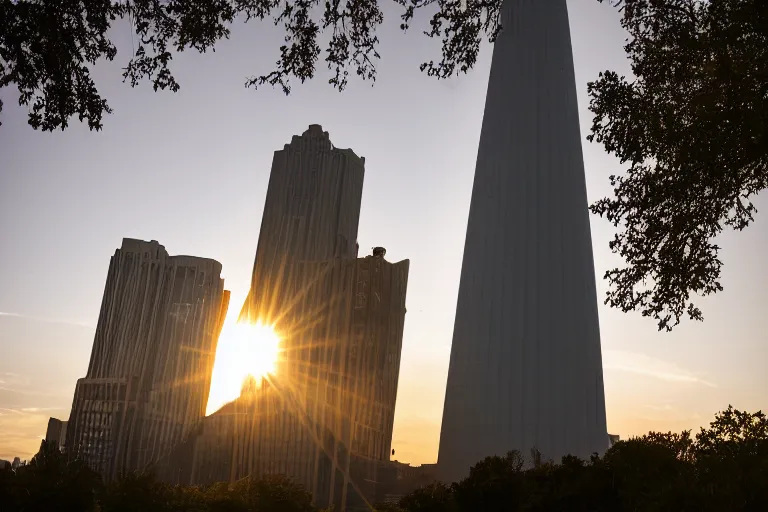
[206,319,282,415]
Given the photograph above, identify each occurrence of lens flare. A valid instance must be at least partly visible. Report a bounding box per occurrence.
[206,320,282,415]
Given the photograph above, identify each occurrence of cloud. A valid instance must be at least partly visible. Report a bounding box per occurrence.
[0,386,69,399]
[20,407,61,413]
[0,409,55,461]
[0,372,31,395]
[0,311,94,329]
[0,372,28,384]
[1,407,62,414]
[603,350,717,387]
[644,404,674,412]
[0,407,67,420]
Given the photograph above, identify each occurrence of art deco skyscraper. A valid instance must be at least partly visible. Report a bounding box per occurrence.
[437,0,608,483]
[160,128,409,511]
[167,249,410,511]
[65,239,229,480]
[283,249,410,509]
[240,124,365,324]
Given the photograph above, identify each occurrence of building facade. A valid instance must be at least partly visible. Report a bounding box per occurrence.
[65,238,229,480]
[240,124,365,325]
[44,417,68,452]
[437,0,608,484]
[160,127,409,511]
[284,251,409,460]
[282,250,410,510]
[162,250,409,511]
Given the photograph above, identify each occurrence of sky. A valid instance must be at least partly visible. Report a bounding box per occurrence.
[1,0,766,465]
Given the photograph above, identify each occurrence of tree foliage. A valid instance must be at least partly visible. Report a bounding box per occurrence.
[384,406,768,512]
[0,0,503,131]
[0,451,317,512]
[0,440,102,511]
[588,0,768,330]
[2,407,766,511]
[3,0,766,331]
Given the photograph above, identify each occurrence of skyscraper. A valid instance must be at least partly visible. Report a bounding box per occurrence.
[165,249,409,511]
[240,124,365,324]
[285,249,409,510]
[65,239,229,480]
[437,0,608,483]
[161,127,410,511]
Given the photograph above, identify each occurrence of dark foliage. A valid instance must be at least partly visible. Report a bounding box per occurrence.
[3,0,766,332]
[589,0,768,330]
[375,406,768,512]
[0,0,504,131]
[397,481,455,512]
[0,440,102,512]
[1,407,766,511]
[0,448,317,511]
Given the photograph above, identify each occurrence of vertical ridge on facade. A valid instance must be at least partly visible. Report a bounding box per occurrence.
[65,239,229,480]
[437,0,608,484]
[159,126,410,512]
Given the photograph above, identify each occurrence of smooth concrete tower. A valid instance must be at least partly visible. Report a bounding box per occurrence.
[437,0,608,483]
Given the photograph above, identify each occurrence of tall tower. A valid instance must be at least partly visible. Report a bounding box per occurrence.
[240,124,365,324]
[160,127,409,510]
[162,249,410,511]
[437,0,608,483]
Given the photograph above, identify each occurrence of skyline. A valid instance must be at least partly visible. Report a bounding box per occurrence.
[1,0,767,467]
[137,122,411,509]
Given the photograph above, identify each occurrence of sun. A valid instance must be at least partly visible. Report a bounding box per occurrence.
[236,321,282,381]
[206,320,282,415]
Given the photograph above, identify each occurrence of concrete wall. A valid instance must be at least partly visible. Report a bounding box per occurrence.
[438,0,608,484]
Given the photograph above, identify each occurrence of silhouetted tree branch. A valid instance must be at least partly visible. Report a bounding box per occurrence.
[0,0,503,131]
[2,407,766,511]
[589,0,768,330]
[386,406,767,511]
[3,0,766,334]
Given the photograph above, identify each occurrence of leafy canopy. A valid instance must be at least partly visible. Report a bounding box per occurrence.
[2,407,767,511]
[588,0,768,330]
[378,406,768,512]
[0,0,503,131]
[2,0,766,331]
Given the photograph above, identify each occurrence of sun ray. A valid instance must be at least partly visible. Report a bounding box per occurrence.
[206,320,282,414]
